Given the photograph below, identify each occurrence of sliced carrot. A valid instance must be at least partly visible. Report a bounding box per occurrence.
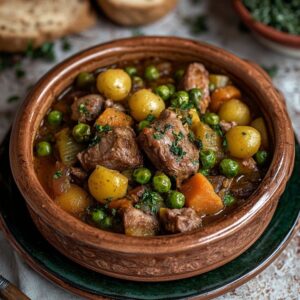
[95,107,133,127]
[210,85,241,112]
[181,173,223,215]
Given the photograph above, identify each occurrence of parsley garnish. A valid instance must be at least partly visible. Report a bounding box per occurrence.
[185,14,209,35]
[95,124,112,133]
[211,124,223,136]
[146,114,156,122]
[135,191,163,214]
[153,132,163,140]
[26,41,56,62]
[89,135,101,147]
[170,142,186,158]
[78,103,88,114]
[182,115,193,126]
[61,37,72,52]
[53,170,63,179]
[7,95,20,103]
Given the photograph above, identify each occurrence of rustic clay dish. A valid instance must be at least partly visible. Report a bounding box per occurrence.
[9,36,295,282]
[233,0,300,57]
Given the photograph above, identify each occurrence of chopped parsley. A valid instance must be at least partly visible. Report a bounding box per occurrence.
[61,37,72,51]
[146,114,156,122]
[78,103,88,114]
[211,124,223,137]
[53,170,63,179]
[7,95,20,103]
[95,124,112,133]
[170,142,186,159]
[26,41,56,62]
[153,132,163,140]
[88,135,101,147]
[261,65,278,78]
[185,14,209,35]
[182,115,193,126]
[172,131,184,143]
[135,191,164,214]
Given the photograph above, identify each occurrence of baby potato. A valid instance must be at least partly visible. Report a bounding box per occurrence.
[189,108,201,130]
[88,165,128,203]
[219,99,251,125]
[55,184,91,216]
[226,126,261,159]
[97,69,131,101]
[210,85,241,112]
[251,117,269,149]
[128,89,165,121]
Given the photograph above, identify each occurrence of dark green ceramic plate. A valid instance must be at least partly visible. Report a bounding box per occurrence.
[0,134,299,300]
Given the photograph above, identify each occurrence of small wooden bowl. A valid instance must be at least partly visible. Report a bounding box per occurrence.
[97,0,178,26]
[9,37,295,282]
[233,0,300,57]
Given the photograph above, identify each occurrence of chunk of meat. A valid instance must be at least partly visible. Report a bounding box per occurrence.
[104,99,126,112]
[123,207,159,236]
[230,175,259,198]
[180,63,210,113]
[160,208,202,233]
[207,175,233,199]
[127,185,147,203]
[70,167,88,183]
[71,94,104,123]
[138,109,199,185]
[77,126,143,171]
[219,120,237,132]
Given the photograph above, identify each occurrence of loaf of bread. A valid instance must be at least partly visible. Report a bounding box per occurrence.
[0,0,96,52]
[97,0,178,26]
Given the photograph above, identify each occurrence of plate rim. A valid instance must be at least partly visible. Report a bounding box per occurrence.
[1,210,299,300]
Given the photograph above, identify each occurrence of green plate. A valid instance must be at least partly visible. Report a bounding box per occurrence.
[0,133,299,300]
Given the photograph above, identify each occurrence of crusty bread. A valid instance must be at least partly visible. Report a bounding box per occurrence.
[0,0,96,52]
[97,0,178,26]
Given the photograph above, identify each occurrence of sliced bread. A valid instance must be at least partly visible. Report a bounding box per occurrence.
[0,0,96,52]
[97,0,178,26]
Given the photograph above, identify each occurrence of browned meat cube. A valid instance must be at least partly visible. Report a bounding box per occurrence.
[71,94,104,123]
[77,126,143,171]
[138,109,199,185]
[160,208,202,233]
[180,63,210,113]
[123,207,159,236]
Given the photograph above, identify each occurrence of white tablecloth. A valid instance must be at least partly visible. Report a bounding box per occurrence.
[0,1,299,299]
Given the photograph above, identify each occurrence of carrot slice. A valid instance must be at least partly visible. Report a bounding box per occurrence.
[181,173,223,215]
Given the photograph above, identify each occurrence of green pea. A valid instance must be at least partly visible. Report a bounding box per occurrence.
[91,209,106,223]
[199,169,210,176]
[145,65,160,81]
[47,110,63,126]
[166,84,176,96]
[189,88,202,107]
[76,72,95,89]
[202,112,220,126]
[101,216,113,229]
[220,158,239,178]
[200,150,217,169]
[132,76,144,88]
[154,85,170,101]
[124,66,137,77]
[174,69,185,82]
[223,194,236,206]
[72,123,91,143]
[138,120,150,131]
[133,167,152,184]
[166,191,185,209]
[36,141,52,157]
[171,91,189,108]
[152,172,171,193]
[254,150,268,166]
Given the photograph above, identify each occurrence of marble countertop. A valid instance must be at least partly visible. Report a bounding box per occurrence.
[0,0,299,299]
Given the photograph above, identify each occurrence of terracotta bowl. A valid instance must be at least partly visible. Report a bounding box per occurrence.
[9,37,295,282]
[233,0,300,57]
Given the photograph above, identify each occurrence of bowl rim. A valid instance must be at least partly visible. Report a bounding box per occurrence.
[233,0,300,48]
[9,36,295,254]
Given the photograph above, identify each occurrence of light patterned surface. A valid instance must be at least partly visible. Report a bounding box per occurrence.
[0,0,299,299]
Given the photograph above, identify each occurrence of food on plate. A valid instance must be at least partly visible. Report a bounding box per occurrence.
[97,0,178,26]
[34,58,270,236]
[0,0,96,52]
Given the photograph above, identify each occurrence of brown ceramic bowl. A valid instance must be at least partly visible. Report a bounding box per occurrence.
[233,0,300,57]
[9,37,295,282]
